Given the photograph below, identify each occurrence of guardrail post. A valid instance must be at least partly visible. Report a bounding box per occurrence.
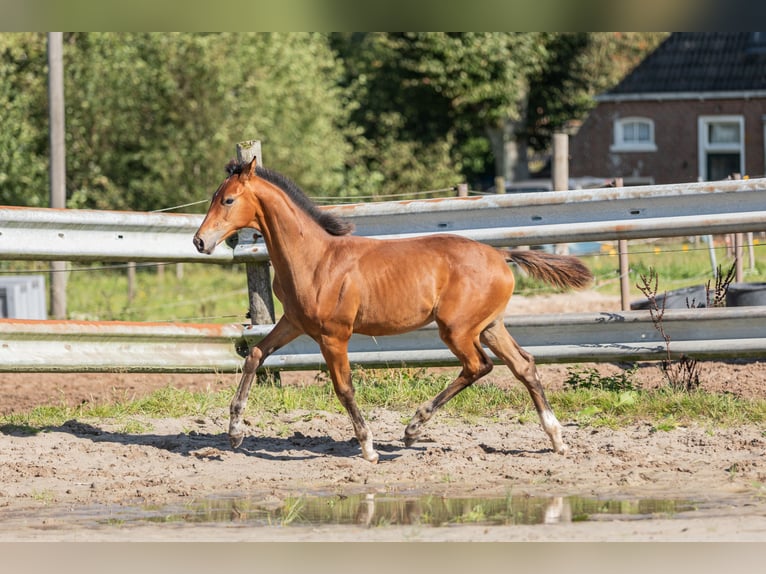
[235,140,280,385]
[235,141,276,325]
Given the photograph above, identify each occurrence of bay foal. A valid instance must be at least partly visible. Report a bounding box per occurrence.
[194,158,592,462]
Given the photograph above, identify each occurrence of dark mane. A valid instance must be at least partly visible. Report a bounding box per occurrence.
[226,160,354,236]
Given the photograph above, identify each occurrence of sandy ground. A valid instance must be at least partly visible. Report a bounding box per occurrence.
[2,292,766,541]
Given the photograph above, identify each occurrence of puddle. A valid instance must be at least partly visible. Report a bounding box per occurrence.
[97,493,697,528]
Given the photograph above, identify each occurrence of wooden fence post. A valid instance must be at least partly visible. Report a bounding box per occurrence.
[236,141,277,326]
[551,132,569,192]
[552,132,570,256]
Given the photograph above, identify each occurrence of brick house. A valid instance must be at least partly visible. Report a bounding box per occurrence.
[569,32,766,185]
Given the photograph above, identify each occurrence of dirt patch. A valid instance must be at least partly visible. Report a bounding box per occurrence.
[2,292,766,541]
[1,407,765,541]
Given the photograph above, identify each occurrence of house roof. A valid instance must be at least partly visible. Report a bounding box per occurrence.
[603,32,766,99]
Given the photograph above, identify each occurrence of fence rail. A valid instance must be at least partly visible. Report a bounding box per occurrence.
[1,177,765,372]
[2,307,765,372]
[1,178,765,263]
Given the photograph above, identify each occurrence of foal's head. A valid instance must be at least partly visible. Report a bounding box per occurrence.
[193,157,263,254]
[193,157,353,255]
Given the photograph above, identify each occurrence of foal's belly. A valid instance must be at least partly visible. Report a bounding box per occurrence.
[352,304,435,337]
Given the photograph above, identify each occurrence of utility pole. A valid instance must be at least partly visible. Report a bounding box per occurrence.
[48,32,67,319]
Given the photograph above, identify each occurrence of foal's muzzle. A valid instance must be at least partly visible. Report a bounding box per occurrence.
[193,234,210,254]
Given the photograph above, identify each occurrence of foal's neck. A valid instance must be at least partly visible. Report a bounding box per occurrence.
[256,181,333,276]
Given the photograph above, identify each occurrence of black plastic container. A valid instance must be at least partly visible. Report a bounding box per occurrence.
[725,282,766,307]
[630,285,708,310]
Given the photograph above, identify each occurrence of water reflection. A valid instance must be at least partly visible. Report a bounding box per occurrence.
[125,493,696,528]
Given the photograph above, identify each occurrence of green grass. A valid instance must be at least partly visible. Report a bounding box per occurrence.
[0,260,260,323]
[490,238,766,298]
[579,238,766,299]
[2,368,764,435]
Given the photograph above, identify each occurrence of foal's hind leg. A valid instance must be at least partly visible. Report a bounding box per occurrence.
[229,317,300,449]
[480,321,567,454]
[404,330,493,447]
[319,335,378,463]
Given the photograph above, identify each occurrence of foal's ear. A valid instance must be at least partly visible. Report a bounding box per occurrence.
[246,156,259,177]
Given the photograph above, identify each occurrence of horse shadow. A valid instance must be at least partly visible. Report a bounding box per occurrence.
[1,418,416,463]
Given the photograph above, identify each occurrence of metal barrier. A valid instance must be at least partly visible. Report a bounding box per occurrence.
[1,307,765,372]
[1,177,765,372]
[2,178,765,263]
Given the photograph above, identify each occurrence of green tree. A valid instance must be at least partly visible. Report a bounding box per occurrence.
[1,33,354,211]
[332,32,548,191]
[1,32,665,209]
[64,32,353,211]
[331,32,461,199]
[0,33,49,206]
[333,32,664,189]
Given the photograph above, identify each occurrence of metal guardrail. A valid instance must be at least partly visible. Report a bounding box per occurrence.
[0,319,244,372]
[0,178,765,372]
[0,206,216,263]
[247,307,766,370]
[1,178,765,263]
[2,307,765,372]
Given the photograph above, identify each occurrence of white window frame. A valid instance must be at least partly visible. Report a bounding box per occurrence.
[697,115,745,181]
[610,117,657,152]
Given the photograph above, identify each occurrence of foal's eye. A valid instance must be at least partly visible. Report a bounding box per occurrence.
[223,197,235,206]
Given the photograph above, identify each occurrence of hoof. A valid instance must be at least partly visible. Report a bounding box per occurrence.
[229,432,244,449]
[554,442,569,455]
[403,433,419,448]
[363,451,380,464]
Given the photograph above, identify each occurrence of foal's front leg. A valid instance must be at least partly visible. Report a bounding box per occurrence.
[229,318,300,448]
[319,336,378,463]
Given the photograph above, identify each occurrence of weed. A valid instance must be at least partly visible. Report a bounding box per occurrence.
[635,261,735,391]
[636,267,701,392]
[565,365,638,392]
[704,262,737,308]
[575,405,603,423]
